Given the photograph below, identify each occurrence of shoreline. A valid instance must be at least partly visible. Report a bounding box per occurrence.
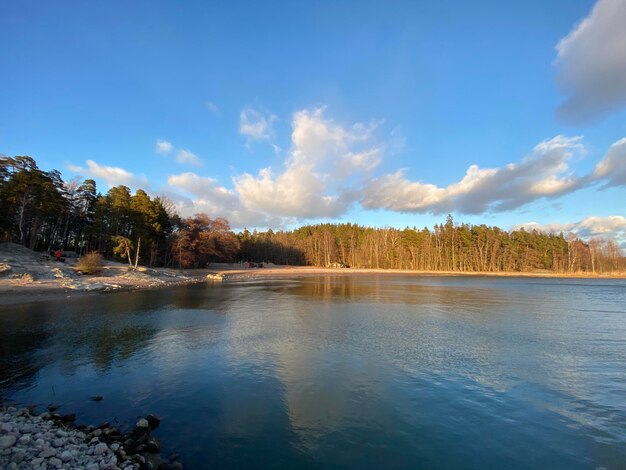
[0,405,182,469]
[1,265,624,307]
[214,266,626,281]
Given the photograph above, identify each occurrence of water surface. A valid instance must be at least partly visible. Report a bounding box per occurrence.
[1,275,625,468]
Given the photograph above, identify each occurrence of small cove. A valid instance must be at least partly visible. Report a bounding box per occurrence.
[1,275,625,468]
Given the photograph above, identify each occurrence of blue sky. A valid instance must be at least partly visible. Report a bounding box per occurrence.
[1,0,626,243]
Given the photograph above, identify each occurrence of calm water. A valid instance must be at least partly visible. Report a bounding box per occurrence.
[1,275,625,469]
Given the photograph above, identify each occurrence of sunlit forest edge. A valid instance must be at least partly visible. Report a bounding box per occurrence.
[1,155,624,274]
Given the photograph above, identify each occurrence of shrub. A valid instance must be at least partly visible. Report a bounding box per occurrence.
[75,251,103,275]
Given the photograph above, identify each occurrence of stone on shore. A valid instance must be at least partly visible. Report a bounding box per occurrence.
[0,435,16,449]
[0,406,184,469]
[146,414,161,430]
[133,418,151,436]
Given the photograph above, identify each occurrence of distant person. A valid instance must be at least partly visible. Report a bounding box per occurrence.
[54,249,62,262]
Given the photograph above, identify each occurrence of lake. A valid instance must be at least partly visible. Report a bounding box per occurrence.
[1,275,625,469]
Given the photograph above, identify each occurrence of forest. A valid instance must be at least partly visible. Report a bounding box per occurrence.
[1,155,624,273]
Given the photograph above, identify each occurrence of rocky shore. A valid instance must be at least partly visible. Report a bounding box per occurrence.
[0,406,182,470]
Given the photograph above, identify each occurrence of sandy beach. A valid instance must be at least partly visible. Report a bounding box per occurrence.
[1,243,624,306]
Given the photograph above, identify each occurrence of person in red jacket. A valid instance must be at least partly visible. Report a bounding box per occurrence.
[54,249,62,261]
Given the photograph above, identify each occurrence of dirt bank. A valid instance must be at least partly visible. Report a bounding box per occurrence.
[0,243,206,306]
[213,265,626,281]
[1,243,624,306]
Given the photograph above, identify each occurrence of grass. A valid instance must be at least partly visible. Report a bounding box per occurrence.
[75,252,104,275]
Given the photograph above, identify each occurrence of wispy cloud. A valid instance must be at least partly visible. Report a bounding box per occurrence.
[514,215,626,247]
[592,137,626,188]
[155,139,173,154]
[155,139,203,166]
[239,107,277,141]
[176,149,202,167]
[362,135,586,214]
[67,160,148,189]
[206,101,220,115]
[554,0,626,124]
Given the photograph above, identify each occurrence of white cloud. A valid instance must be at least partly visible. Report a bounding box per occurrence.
[162,108,384,226]
[234,108,381,219]
[168,173,230,200]
[514,216,626,246]
[157,106,622,229]
[592,137,626,188]
[168,173,237,211]
[155,140,203,166]
[554,0,626,124]
[239,107,277,140]
[175,149,202,166]
[206,101,220,115]
[67,160,148,189]
[167,172,283,227]
[361,135,586,214]
[156,139,173,154]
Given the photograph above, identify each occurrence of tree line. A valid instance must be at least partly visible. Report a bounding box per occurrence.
[0,156,239,268]
[239,217,625,274]
[1,155,623,273]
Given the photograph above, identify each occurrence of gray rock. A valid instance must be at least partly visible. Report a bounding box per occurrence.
[49,457,62,467]
[86,463,99,470]
[146,414,161,430]
[32,457,45,465]
[11,449,26,463]
[60,450,73,462]
[39,448,57,458]
[20,424,33,433]
[52,438,64,447]
[0,423,13,433]
[17,434,31,445]
[145,438,160,453]
[0,435,16,449]
[110,443,120,451]
[94,442,108,455]
[133,418,150,436]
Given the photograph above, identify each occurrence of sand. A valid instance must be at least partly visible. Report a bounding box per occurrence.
[1,243,623,306]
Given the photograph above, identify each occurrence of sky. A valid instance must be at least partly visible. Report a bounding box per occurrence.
[1,0,626,245]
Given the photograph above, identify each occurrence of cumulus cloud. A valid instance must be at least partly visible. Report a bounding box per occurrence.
[554,0,626,124]
[239,107,277,140]
[514,216,626,245]
[362,135,586,214]
[167,172,283,227]
[162,108,383,226]
[67,160,148,189]
[157,106,623,229]
[168,173,238,212]
[234,108,382,219]
[156,139,173,154]
[175,149,202,166]
[592,137,626,188]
